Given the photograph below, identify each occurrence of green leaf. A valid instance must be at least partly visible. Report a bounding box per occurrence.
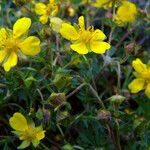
[53,74,73,89]
[62,144,73,150]
[24,76,36,88]
[32,139,40,148]
[17,140,30,149]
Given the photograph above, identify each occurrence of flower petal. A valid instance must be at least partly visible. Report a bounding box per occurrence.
[50,0,54,3]
[3,52,18,72]
[90,41,110,54]
[13,17,31,38]
[70,42,88,54]
[132,58,147,74]
[60,23,79,41]
[19,36,40,56]
[91,29,106,41]
[145,84,150,98]
[39,15,49,24]
[115,1,137,26]
[0,50,7,63]
[128,78,145,93]
[0,28,7,47]
[9,112,28,131]
[36,130,45,140]
[78,16,85,29]
[35,3,47,15]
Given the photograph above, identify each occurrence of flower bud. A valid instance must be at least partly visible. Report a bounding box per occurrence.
[43,109,51,124]
[48,93,66,106]
[125,43,135,54]
[109,95,126,106]
[66,6,75,17]
[97,110,111,121]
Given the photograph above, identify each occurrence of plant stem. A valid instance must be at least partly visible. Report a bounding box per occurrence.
[88,84,105,109]
[66,83,87,99]
[40,142,50,150]
[115,119,122,150]
[114,61,121,94]
[47,39,53,74]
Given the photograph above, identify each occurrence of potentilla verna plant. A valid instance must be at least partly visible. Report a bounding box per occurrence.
[128,58,150,98]
[9,112,45,149]
[35,0,59,24]
[0,0,149,149]
[60,16,111,54]
[93,0,127,8]
[0,17,40,72]
[115,1,138,26]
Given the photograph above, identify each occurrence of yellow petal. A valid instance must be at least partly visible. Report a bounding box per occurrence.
[19,36,41,56]
[36,130,45,140]
[39,15,49,24]
[35,3,47,15]
[0,28,7,46]
[51,7,59,17]
[145,84,150,98]
[9,112,28,131]
[60,23,79,41]
[90,41,110,54]
[50,0,54,3]
[91,29,106,41]
[115,1,137,26]
[93,0,113,8]
[70,42,88,54]
[78,16,85,29]
[0,50,7,63]
[13,17,31,38]
[128,78,145,93]
[132,58,147,74]
[3,52,18,72]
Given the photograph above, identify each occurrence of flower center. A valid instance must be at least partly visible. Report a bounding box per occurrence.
[21,126,37,141]
[46,3,57,15]
[79,28,93,44]
[2,34,19,53]
[141,70,150,82]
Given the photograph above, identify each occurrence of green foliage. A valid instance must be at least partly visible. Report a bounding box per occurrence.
[0,0,150,150]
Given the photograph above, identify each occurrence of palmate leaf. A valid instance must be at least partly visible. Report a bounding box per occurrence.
[136,98,150,119]
[76,118,110,149]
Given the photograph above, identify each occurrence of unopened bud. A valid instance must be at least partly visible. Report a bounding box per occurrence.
[43,109,51,124]
[109,95,125,106]
[66,6,75,17]
[125,43,135,54]
[48,93,66,106]
[97,110,111,121]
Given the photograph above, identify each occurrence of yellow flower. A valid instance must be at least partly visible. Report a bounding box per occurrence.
[93,0,127,8]
[60,16,110,54]
[9,112,45,149]
[0,17,40,72]
[115,1,137,26]
[35,0,59,24]
[128,58,150,98]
